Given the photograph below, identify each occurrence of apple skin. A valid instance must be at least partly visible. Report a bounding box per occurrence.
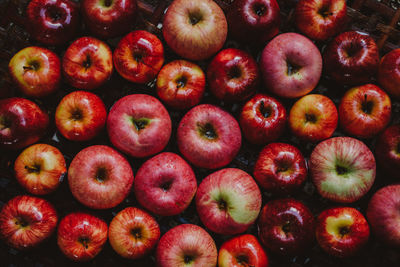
[196,168,262,235]
[156,224,218,267]
[62,36,113,90]
[26,0,80,46]
[260,32,322,98]
[289,94,338,142]
[375,125,400,177]
[162,0,227,61]
[114,30,164,84]
[253,143,307,194]
[156,60,205,110]
[107,94,172,158]
[323,31,379,85]
[367,185,400,247]
[81,0,137,39]
[295,0,347,41]
[134,152,197,216]
[68,145,134,209]
[378,48,400,99]
[177,104,242,169]
[57,212,108,261]
[218,234,269,267]
[55,91,107,141]
[226,0,280,45]
[0,195,57,250]
[310,137,376,203]
[109,207,160,259]
[8,46,61,98]
[316,207,369,258]
[14,143,66,195]
[0,97,49,150]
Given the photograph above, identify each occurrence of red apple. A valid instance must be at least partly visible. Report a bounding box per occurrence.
[310,137,376,203]
[239,94,286,145]
[113,30,164,84]
[14,144,66,195]
[253,143,307,194]
[339,84,391,139]
[375,124,400,177]
[323,31,379,85]
[109,207,160,259]
[289,94,338,142]
[156,60,205,109]
[258,198,315,255]
[57,212,108,261]
[196,168,261,235]
[177,104,242,169]
[378,48,400,99]
[8,46,61,98]
[260,32,322,98]
[107,94,171,158]
[162,0,227,61]
[62,36,113,90]
[81,0,137,39]
[295,0,347,41]
[0,195,57,250]
[218,234,269,267]
[0,97,49,150]
[68,145,134,209]
[55,91,107,141]
[134,152,197,216]
[26,0,80,46]
[156,224,218,267]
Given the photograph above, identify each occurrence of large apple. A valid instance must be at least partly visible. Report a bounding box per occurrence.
[375,124,400,177]
[378,48,400,99]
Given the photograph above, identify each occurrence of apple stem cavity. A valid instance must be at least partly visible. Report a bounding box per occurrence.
[176,76,188,89]
[197,122,218,140]
[259,101,271,118]
[282,221,291,234]
[83,55,92,70]
[160,180,173,192]
[78,237,90,249]
[15,217,29,228]
[103,0,113,7]
[339,226,350,237]
[188,12,203,25]
[70,109,83,121]
[131,118,150,131]
[236,255,249,265]
[95,167,108,183]
[133,52,143,63]
[305,113,317,123]
[228,65,242,79]
[217,198,227,211]
[184,254,194,264]
[335,164,349,176]
[23,60,40,71]
[0,116,11,130]
[361,94,373,114]
[25,164,41,174]
[286,60,301,76]
[318,5,333,18]
[131,227,142,240]
[253,3,266,16]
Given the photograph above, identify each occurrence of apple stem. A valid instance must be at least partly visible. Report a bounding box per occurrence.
[25,164,40,174]
[361,94,373,114]
[0,116,11,130]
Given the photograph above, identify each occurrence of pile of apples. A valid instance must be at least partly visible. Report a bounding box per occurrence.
[0,0,400,265]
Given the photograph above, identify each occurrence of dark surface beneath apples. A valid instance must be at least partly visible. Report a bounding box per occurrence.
[1,0,400,266]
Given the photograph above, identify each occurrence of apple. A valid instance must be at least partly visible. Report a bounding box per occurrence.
[55,91,107,141]
[339,84,391,139]
[0,97,49,150]
[14,143,66,195]
[134,152,197,216]
[26,0,80,46]
[177,104,242,169]
[260,32,322,98]
[258,198,315,255]
[107,94,171,158]
[295,0,347,41]
[196,168,261,235]
[8,46,61,98]
[81,0,137,39]
[378,48,400,99]
[162,0,227,61]
[253,143,307,194]
[68,145,134,209]
[62,36,113,90]
[239,94,286,145]
[109,207,160,259]
[316,207,369,258]
[156,224,217,267]
[156,60,205,110]
[113,30,164,84]
[57,212,108,261]
[310,137,376,203]
[375,124,400,177]
[367,185,400,247]
[226,0,280,44]
[218,234,269,267]
[0,195,57,250]
[289,94,338,142]
[323,31,379,85]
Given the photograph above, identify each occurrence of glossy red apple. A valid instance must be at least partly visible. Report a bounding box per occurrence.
[107,94,171,158]
[68,145,134,209]
[339,84,391,139]
[163,0,227,61]
[55,91,107,141]
[378,48,400,99]
[0,195,57,250]
[109,207,160,259]
[375,124,400,177]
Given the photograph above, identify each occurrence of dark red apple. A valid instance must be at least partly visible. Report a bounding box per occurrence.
[375,124,400,177]
[378,48,400,99]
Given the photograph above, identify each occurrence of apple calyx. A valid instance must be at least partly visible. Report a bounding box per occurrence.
[131,117,151,131]
[217,198,228,211]
[197,122,218,140]
[78,236,90,249]
[259,101,271,118]
[361,94,374,114]
[131,227,142,240]
[253,3,267,16]
[326,216,353,238]
[95,167,108,183]
[305,113,317,123]
[335,163,351,176]
[14,216,30,229]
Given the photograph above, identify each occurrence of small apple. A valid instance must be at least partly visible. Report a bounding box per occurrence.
[375,124,400,177]
[378,48,400,99]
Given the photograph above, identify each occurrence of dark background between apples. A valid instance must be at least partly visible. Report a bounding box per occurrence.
[0,0,399,266]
